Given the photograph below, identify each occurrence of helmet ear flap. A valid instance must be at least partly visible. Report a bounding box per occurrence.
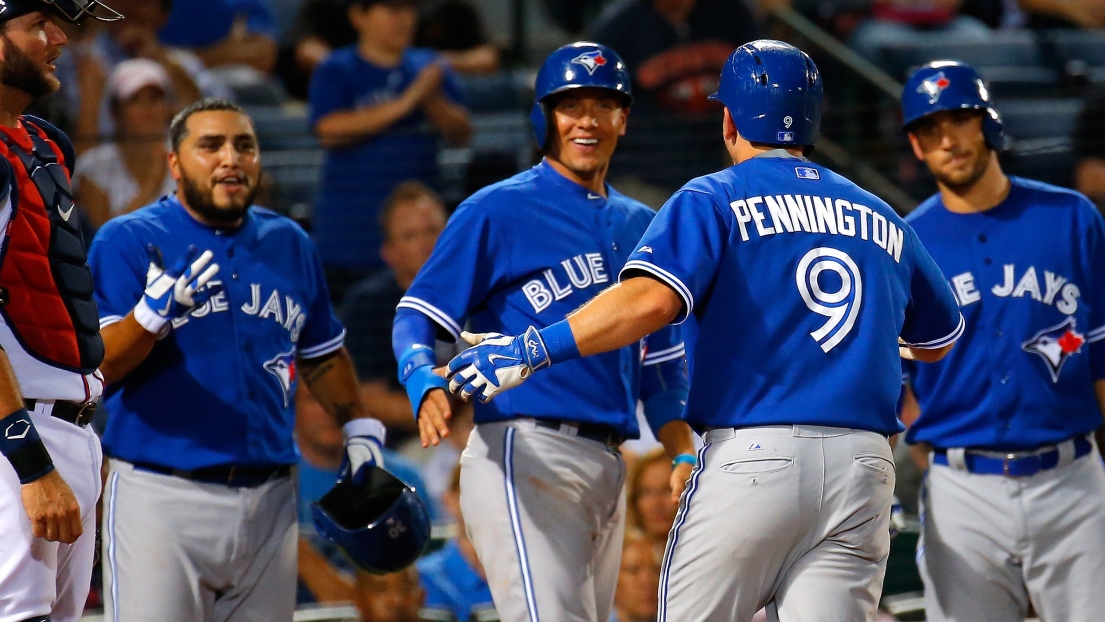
[529,101,550,150]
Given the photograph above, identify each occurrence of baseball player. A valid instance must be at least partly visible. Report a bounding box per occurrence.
[87,97,385,622]
[899,61,1105,622]
[0,3,122,622]
[392,42,697,622]
[447,40,965,622]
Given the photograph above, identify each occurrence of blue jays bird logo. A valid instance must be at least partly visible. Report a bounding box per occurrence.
[1021,316,1085,383]
[264,350,297,407]
[572,50,608,75]
[917,71,951,104]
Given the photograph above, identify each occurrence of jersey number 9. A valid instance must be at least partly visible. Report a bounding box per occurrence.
[795,247,862,353]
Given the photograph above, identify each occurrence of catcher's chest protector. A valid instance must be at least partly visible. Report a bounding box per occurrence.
[0,121,103,373]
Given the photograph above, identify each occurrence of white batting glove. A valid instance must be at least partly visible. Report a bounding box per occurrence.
[342,418,386,484]
[133,244,220,334]
[446,327,550,402]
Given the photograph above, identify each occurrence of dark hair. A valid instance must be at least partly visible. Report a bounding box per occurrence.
[169,97,249,152]
[377,180,444,238]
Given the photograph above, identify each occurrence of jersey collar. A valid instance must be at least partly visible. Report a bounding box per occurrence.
[536,158,610,207]
[752,149,809,161]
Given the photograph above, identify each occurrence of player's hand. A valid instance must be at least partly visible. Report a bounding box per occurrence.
[417,372,452,448]
[670,462,693,504]
[134,244,221,334]
[341,418,386,484]
[889,494,906,539]
[21,470,83,544]
[446,327,550,403]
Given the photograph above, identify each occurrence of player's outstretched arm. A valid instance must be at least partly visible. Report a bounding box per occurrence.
[392,309,452,448]
[447,277,683,402]
[0,350,82,543]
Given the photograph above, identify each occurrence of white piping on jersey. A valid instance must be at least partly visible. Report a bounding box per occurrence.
[99,314,126,329]
[1088,325,1105,343]
[643,344,686,366]
[620,260,694,324]
[397,296,462,341]
[901,313,965,349]
[299,329,345,359]
[503,427,540,622]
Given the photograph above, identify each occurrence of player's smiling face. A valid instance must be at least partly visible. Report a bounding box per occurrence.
[170,109,261,227]
[546,87,628,185]
[908,109,993,190]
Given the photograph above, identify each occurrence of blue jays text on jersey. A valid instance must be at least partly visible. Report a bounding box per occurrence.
[904,177,1105,451]
[620,153,963,436]
[398,159,686,437]
[87,196,346,470]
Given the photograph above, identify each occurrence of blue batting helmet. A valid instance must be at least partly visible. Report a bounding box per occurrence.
[529,41,632,150]
[901,60,1003,150]
[311,465,431,574]
[708,40,822,147]
[0,0,123,23]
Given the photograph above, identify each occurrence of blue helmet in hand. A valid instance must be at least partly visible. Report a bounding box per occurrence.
[311,465,431,574]
[529,41,633,150]
[901,60,1004,150]
[708,40,822,148]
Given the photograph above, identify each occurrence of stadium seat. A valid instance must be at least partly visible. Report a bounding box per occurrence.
[247,105,318,151]
[999,97,1083,188]
[1041,30,1105,83]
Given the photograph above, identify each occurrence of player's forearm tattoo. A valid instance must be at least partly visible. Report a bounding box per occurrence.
[299,357,338,387]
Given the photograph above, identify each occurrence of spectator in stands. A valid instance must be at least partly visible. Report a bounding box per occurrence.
[627,447,679,550]
[74,59,177,229]
[354,565,427,622]
[589,0,762,197]
[1017,0,1105,29]
[418,464,498,621]
[339,182,445,440]
[415,0,500,75]
[157,0,279,74]
[1074,86,1105,211]
[612,531,661,622]
[310,0,469,301]
[850,0,992,71]
[59,0,215,152]
[293,383,435,604]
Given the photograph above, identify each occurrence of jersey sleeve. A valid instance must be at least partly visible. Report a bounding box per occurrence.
[398,202,502,341]
[308,57,353,129]
[900,225,964,349]
[295,234,346,359]
[619,189,728,324]
[1081,201,1105,380]
[639,323,690,433]
[86,220,150,328]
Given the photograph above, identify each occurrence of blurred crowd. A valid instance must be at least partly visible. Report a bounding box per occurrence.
[54,0,1103,619]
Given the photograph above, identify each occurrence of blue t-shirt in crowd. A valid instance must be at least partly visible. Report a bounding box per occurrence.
[308,46,462,270]
[418,540,497,621]
[159,0,277,48]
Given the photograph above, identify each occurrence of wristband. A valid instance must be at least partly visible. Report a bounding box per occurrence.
[0,408,55,484]
[398,344,436,386]
[133,298,170,335]
[672,453,698,468]
[537,320,581,364]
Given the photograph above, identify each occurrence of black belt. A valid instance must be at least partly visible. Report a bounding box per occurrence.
[933,435,1094,477]
[24,399,96,428]
[130,461,292,488]
[532,419,625,447]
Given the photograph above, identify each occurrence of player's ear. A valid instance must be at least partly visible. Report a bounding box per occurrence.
[722,108,739,144]
[167,151,182,184]
[907,132,925,162]
[618,106,629,137]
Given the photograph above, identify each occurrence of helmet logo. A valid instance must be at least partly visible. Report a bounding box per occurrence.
[783,116,793,128]
[571,50,608,75]
[918,71,951,105]
[0,1,7,15]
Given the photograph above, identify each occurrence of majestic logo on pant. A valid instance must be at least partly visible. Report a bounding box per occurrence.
[264,350,297,407]
[1021,316,1084,383]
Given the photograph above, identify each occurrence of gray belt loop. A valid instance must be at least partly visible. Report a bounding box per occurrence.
[704,427,736,443]
[946,448,968,471]
[1056,438,1077,468]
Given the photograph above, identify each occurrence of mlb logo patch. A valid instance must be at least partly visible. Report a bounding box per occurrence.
[571,50,608,75]
[777,131,795,142]
[795,167,820,180]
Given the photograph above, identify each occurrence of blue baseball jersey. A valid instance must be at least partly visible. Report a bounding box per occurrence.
[904,177,1105,450]
[399,160,685,437]
[418,540,497,622]
[621,153,963,435]
[88,196,345,469]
